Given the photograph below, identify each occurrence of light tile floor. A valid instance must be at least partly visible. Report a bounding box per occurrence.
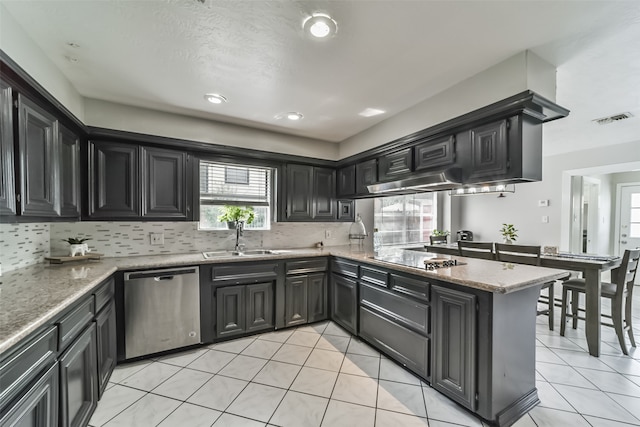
[90,291,640,427]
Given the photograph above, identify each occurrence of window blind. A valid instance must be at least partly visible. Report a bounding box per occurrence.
[200,161,271,205]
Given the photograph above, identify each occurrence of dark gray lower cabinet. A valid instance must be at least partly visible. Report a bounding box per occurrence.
[359,307,429,379]
[216,283,274,339]
[284,276,308,327]
[95,302,116,398]
[307,273,328,323]
[59,323,98,427]
[0,362,59,427]
[431,285,476,411]
[330,274,358,334]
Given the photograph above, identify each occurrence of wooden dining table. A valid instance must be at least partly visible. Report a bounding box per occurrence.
[423,244,621,357]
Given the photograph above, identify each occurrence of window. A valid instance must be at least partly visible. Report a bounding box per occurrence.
[199,160,273,230]
[373,193,437,246]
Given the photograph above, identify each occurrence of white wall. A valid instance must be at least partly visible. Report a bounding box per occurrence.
[84,99,340,161]
[455,139,640,250]
[0,3,85,121]
[338,51,556,159]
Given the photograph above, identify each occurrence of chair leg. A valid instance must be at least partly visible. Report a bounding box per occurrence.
[571,290,579,329]
[548,283,555,331]
[612,300,629,356]
[625,294,636,348]
[560,286,568,337]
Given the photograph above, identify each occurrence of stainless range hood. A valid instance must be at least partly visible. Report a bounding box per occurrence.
[367,168,462,195]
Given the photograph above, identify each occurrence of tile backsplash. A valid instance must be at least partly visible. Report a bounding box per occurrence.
[49,221,352,258]
[0,220,354,273]
[0,223,50,273]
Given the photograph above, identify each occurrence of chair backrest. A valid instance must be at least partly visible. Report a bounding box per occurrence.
[430,235,448,245]
[612,249,640,299]
[494,244,541,266]
[458,241,495,260]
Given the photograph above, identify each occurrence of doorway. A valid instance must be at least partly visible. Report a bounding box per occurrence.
[615,183,640,256]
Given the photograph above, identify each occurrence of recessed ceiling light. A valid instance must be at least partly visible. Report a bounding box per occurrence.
[285,112,304,121]
[303,13,338,38]
[204,93,227,104]
[358,108,386,117]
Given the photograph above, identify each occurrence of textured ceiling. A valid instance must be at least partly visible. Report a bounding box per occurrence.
[2,0,640,153]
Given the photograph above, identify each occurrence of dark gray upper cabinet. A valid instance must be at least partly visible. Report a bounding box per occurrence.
[378,148,413,182]
[58,124,81,217]
[355,158,377,196]
[88,141,140,218]
[0,79,15,216]
[285,164,313,220]
[467,119,509,182]
[431,285,477,411]
[17,95,58,217]
[414,135,455,172]
[337,164,356,197]
[312,167,336,220]
[284,164,336,222]
[141,147,187,219]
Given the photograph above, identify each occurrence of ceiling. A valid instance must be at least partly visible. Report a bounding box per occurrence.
[2,0,640,154]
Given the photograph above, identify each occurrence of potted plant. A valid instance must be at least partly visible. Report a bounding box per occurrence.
[432,229,450,237]
[217,205,255,229]
[62,237,91,257]
[500,224,518,244]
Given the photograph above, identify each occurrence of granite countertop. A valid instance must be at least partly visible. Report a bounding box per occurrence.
[0,245,569,355]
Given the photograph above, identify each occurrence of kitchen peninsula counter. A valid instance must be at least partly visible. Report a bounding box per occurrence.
[0,246,568,355]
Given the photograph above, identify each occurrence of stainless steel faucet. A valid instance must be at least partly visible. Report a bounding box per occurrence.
[234,221,244,253]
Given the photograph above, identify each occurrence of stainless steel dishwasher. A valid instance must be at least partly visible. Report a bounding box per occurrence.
[124,266,200,359]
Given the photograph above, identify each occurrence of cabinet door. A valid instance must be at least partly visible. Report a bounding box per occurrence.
[330,274,358,335]
[246,282,274,333]
[337,165,356,197]
[285,164,313,220]
[378,148,412,182]
[0,79,16,216]
[307,273,328,323]
[59,323,98,427]
[355,159,377,196]
[468,120,508,182]
[88,141,140,218]
[141,147,187,219]
[431,285,476,410]
[0,362,58,427]
[284,276,308,327]
[414,135,455,172]
[17,95,57,217]
[58,124,80,218]
[216,286,246,338]
[95,302,116,398]
[313,167,336,220]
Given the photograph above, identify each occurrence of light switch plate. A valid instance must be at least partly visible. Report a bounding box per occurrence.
[150,232,164,245]
[541,215,549,223]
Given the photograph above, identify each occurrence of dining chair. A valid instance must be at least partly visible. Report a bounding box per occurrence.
[495,243,556,330]
[560,248,640,355]
[429,235,448,245]
[457,241,495,260]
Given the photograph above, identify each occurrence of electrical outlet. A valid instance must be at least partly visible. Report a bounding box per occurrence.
[538,199,549,207]
[325,229,332,239]
[150,232,164,245]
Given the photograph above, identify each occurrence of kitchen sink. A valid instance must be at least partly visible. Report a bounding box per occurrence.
[202,249,289,259]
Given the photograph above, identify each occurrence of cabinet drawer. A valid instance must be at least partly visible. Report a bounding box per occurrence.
[57,297,95,352]
[286,258,328,275]
[94,277,115,313]
[211,262,279,284]
[0,326,58,408]
[360,283,429,335]
[360,266,388,287]
[390,273,430,303]
[359,306,429,380]
[331,259,358,279]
